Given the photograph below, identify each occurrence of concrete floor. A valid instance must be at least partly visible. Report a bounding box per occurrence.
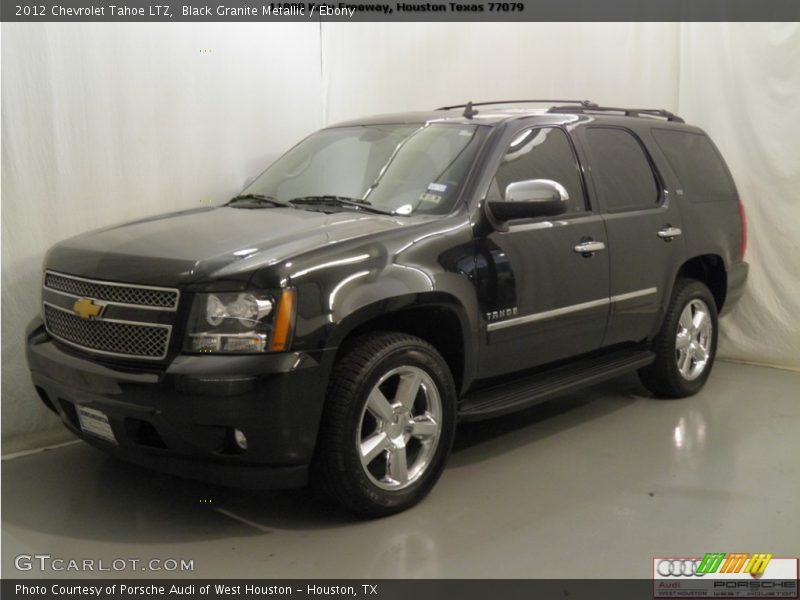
[2,361,798,579]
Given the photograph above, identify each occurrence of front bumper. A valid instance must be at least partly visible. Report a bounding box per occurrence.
[26,317,334,489]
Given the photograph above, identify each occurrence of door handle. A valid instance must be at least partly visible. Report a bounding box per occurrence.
[573,240,606,256]
[657,226,682,240]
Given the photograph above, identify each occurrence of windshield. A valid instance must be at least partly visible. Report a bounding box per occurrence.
[241,123,483,215]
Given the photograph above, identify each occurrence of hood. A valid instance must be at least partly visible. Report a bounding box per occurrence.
[45,205,410,287]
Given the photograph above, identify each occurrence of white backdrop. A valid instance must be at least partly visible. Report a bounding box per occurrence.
[322,23,681,122]
[2,22,798,450]
[676,23,800,371]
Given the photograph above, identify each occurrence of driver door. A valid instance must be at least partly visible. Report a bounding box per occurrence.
[477,125,610,378]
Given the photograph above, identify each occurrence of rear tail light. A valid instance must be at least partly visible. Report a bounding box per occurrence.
[738,200,748,258]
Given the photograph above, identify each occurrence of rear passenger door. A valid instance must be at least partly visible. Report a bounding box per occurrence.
[576,126,687,346]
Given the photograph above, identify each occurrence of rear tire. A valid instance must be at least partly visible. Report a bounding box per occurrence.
[639,279,718,398]
[313,332,456,517]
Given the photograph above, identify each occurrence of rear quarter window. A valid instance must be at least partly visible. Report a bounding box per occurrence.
[652,129,737,203]
[583,127,660,213]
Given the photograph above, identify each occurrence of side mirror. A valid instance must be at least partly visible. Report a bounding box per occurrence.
[487,179,569,222]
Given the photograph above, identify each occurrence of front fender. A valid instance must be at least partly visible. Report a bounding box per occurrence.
[284,216,480,388]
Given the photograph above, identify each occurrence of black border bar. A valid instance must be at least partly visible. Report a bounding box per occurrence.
[3,579,653,600]
[3,0,800,22]
[4,579,799,600]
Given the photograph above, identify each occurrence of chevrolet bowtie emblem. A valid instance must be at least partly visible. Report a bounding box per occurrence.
[73,298,104,320]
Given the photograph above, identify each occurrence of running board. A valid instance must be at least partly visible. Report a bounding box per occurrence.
[458,349,655,421]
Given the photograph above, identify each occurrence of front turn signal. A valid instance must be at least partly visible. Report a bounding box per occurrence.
[270,288,296,352]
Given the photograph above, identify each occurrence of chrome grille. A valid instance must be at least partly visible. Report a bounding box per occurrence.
[44,303,170,360]
[44,271,178,309]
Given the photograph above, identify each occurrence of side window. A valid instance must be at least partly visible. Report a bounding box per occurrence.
[584,128,660,212]
[652,129,737,203]
[488,127,586,214]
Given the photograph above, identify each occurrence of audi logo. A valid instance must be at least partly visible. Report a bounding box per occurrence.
[657,559,705,577]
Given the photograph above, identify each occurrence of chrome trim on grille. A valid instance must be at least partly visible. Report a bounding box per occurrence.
[43,301,171,360]
[44,270,179,311]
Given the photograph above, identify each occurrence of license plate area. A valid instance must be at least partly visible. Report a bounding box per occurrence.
[77,405,117,445]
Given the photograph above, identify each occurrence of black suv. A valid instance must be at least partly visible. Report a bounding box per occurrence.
[26,100,748,516]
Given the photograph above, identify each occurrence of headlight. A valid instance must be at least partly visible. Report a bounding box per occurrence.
[184,289,296,354]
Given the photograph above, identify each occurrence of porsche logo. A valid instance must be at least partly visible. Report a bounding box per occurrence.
[72,298,105,320]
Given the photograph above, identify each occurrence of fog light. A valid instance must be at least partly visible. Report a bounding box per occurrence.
[233,428,248,450]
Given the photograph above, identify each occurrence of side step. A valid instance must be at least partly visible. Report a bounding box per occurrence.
[458,348,655,421]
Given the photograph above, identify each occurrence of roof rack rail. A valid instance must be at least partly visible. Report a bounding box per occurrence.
[547,104,684,123]
[437,99,598,111]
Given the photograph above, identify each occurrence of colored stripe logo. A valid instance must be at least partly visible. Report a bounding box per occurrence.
[696,553,773,574]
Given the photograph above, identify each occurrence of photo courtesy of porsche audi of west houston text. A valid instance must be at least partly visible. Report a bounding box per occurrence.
[13,584,376,597]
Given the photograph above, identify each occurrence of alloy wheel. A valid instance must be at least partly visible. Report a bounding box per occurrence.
[356,366,442,491]
[675,298,713,381]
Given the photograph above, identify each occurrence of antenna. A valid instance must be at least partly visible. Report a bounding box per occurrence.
[462,101,479,119]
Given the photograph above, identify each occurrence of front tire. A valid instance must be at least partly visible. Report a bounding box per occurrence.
[313,332,457,517]
[639,279,718,398]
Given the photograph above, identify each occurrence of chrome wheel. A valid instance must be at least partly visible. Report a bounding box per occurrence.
[357,366,442,491]
[675,299,713,381]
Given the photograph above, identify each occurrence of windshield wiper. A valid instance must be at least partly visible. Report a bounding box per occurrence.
[228,194,287,208]
[288,195,397,216]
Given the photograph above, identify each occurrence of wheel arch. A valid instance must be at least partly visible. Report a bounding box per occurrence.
[675,254,727,311]
[326,292,475,396]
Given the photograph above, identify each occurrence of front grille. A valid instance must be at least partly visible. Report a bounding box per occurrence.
[44,271,178,309]
[44,303,170,360]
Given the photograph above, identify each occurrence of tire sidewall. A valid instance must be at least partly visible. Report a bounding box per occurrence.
[666,281,719,395]
[336,340,456,513]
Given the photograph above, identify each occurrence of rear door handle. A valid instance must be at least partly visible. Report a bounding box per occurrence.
[657,226,683,240]
[573,240,606,256]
